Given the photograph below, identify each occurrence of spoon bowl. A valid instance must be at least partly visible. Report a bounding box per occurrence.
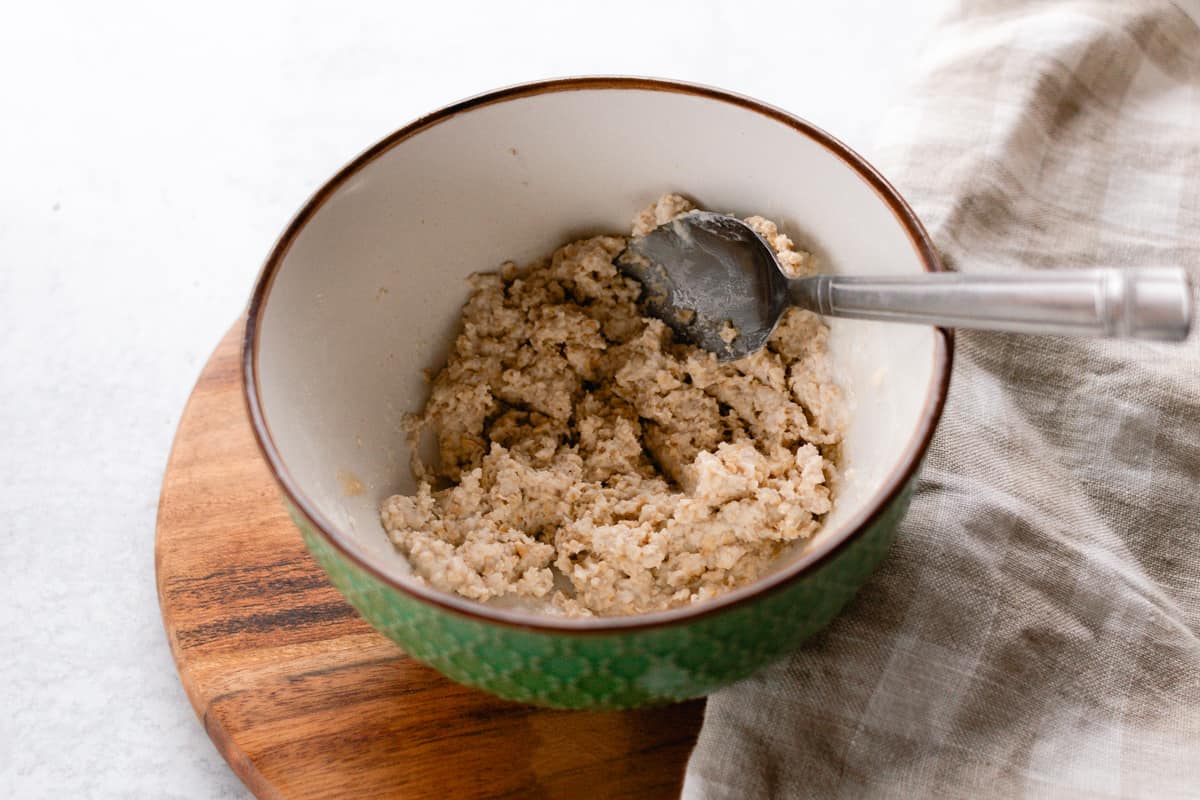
[616,211,788,358]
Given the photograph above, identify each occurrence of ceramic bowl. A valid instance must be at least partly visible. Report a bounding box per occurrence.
[244,77,952,709]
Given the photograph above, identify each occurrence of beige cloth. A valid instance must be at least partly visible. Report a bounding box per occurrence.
[683,2,1200,798]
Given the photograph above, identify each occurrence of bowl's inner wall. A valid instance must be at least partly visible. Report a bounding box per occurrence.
[257,87,937,586]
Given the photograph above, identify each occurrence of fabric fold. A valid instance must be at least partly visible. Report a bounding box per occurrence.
[684,2,1200,797]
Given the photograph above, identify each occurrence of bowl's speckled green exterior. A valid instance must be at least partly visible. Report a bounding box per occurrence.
[287,471,915,709]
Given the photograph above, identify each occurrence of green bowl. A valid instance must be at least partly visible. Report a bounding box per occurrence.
[244,77,951,709]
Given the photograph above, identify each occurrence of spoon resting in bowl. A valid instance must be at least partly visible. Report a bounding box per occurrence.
[614,211,1193,361]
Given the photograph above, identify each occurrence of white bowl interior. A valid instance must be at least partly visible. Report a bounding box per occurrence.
[255,85,939,596]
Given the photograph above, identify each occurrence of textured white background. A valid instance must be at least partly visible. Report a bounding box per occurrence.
[0,2,944,796]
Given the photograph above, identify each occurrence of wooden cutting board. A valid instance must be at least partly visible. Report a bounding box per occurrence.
[155,322,705,800]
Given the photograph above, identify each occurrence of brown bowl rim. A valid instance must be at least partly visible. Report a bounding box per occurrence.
[242,75,953,634]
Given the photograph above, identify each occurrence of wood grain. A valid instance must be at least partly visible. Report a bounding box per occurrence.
[155,323,705,800]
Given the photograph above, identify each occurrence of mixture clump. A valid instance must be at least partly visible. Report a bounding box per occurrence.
[381,194,844,616]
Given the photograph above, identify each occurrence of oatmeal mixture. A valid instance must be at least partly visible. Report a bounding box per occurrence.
[381,194,844,616]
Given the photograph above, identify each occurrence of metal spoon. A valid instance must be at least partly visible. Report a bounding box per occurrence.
[614,211,1193,360]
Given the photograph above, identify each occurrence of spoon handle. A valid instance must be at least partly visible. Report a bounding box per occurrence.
[789,267,1192,341]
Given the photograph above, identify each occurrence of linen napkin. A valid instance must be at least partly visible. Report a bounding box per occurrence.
[684,1,1200,797]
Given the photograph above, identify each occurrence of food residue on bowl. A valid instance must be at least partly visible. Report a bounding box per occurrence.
[338,469,367,497]
[380,194,844,616]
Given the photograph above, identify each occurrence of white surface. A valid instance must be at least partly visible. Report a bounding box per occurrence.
[0,1,944,796]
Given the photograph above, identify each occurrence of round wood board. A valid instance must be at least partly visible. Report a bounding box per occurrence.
[155,322,705,799]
